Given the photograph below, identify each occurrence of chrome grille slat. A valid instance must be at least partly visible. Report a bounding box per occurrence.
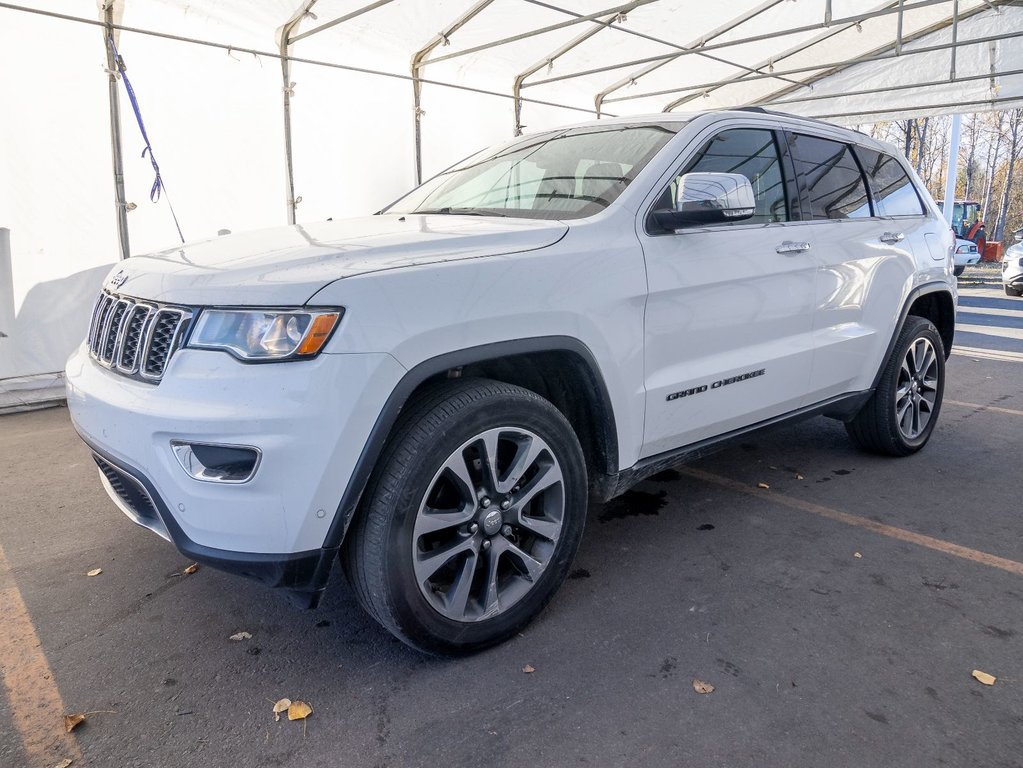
[116,304,154,373]
[87,291,191,384]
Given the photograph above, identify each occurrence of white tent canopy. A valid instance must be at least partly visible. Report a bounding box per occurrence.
[1,0,1021,407]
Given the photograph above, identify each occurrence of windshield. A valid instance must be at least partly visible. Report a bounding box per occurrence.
[385,123,682,220]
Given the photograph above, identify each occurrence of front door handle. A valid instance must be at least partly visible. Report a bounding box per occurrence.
[880,231,905,244]
[776,241,811,254]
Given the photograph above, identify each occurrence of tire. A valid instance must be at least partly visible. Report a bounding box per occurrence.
[1007,285,1022,297]
[342,378,587,655]
[845,316,945,456]
[953,265,965,277]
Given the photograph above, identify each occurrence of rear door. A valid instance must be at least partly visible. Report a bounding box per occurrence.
[638,124,819,457]
[785,133,921,401]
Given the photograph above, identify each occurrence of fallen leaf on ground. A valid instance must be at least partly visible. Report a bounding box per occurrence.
[229,631,252,641]
[795,474,804,481]
[63,713,85,733]
[288,701,313,721]
[692,679,715,694]
[522,664,535,674]
[86,568,102,577]
[757,482,770,490]
[853,552,863,559]
[972,670,996,686]
[54,760,73,768]
[272,698,291,722]
[183,563,199,575]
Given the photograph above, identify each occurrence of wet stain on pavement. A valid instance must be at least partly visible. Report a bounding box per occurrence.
[716,659,740,677]
[697,524,715,531]
[864,711,889,725]
[598,490,667,522]
[568,568,591,580]
[982,624,1015,640]
[659,656,677,678]
[649,469,682,482]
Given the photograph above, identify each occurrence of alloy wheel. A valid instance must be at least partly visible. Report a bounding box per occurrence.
[895,336,939,440]
[411,427,565,622]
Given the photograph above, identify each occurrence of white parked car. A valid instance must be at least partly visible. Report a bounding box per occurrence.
[66,109,956,654]
[953,237,980,277]
[1004,232,1023,297]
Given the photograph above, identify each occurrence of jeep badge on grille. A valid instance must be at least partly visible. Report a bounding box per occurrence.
[107,269,129,289]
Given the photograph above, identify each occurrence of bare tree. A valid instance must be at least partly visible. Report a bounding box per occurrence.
[993,109,1023,242]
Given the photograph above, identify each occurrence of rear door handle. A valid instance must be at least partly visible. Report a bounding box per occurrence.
[880,231,905,244]
[776,241,811,254]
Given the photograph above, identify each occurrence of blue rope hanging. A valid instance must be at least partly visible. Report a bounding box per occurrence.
[106,35,186,244]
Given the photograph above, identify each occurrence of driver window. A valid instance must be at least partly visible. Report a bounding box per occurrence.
[656,128,789,225]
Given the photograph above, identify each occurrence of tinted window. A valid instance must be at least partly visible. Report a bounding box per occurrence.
[388,123,680,220]
[789,134,871,220]
[670,128,788,224]
[854,147,924,216]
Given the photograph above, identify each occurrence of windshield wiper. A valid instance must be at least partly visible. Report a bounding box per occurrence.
[416,207,507,217]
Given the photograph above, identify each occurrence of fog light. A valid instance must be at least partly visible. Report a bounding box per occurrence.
[171,441,261,483]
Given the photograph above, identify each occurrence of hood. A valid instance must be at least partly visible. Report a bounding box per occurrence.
[103,215,569,306]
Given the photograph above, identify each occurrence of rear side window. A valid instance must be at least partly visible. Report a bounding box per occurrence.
[788,134,871,220]
[854,147,925,217]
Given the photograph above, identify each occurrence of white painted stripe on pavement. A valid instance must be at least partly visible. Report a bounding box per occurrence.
[956,323,1023,340]
[952,345,1023,362]
[957,305,1023,318]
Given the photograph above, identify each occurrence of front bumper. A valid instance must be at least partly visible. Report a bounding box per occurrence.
[65,343,405,602]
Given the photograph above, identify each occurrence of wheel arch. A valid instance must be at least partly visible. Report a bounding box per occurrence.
[863,282,954,397]
[905,285,955,360]
[323,337,619,553]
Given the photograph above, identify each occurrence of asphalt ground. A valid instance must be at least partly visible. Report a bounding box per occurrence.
[1,270,1021,768]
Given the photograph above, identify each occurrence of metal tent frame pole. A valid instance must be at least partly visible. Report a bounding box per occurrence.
[595,29,1021,108]
[102,1,130,260]
[593,0,786,117]
[277,0,318,226]
[277,0,392,224]
[411,0,495,186]
[513,18,612,135]
[524,0,950,93]
[942,113,964,224]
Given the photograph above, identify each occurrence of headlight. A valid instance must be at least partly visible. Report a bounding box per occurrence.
[187,308,342,361]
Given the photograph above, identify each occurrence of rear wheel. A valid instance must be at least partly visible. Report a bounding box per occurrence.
[343,379,587,655]
[845,316,945,456]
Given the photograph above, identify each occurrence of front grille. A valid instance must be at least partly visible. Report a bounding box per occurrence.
[94,455,160,523]
[88,292,192,383]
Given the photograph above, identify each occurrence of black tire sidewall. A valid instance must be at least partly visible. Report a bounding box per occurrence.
[373,384,587,654]
[881,317,945,453]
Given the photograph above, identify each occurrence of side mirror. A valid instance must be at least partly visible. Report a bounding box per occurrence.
[653,172,756,230]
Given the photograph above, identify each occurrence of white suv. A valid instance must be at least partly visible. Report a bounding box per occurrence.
[66,109,956,654]
[1004,232,1023,296]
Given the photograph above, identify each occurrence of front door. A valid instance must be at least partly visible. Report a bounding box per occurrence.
[638,126,819,458]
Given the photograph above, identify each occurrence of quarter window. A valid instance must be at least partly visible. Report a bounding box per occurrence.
[854,147,925,217]
[789,134,871,220]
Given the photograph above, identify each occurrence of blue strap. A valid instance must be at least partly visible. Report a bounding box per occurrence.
[107,35,185,244]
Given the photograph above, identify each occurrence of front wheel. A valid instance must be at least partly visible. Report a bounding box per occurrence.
[845,316,945,456]
[342,379,587,655]
[1007,285,1022,297]
[953,265,965,277]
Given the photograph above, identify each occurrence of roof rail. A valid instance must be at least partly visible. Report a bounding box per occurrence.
[732,105,870,138]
